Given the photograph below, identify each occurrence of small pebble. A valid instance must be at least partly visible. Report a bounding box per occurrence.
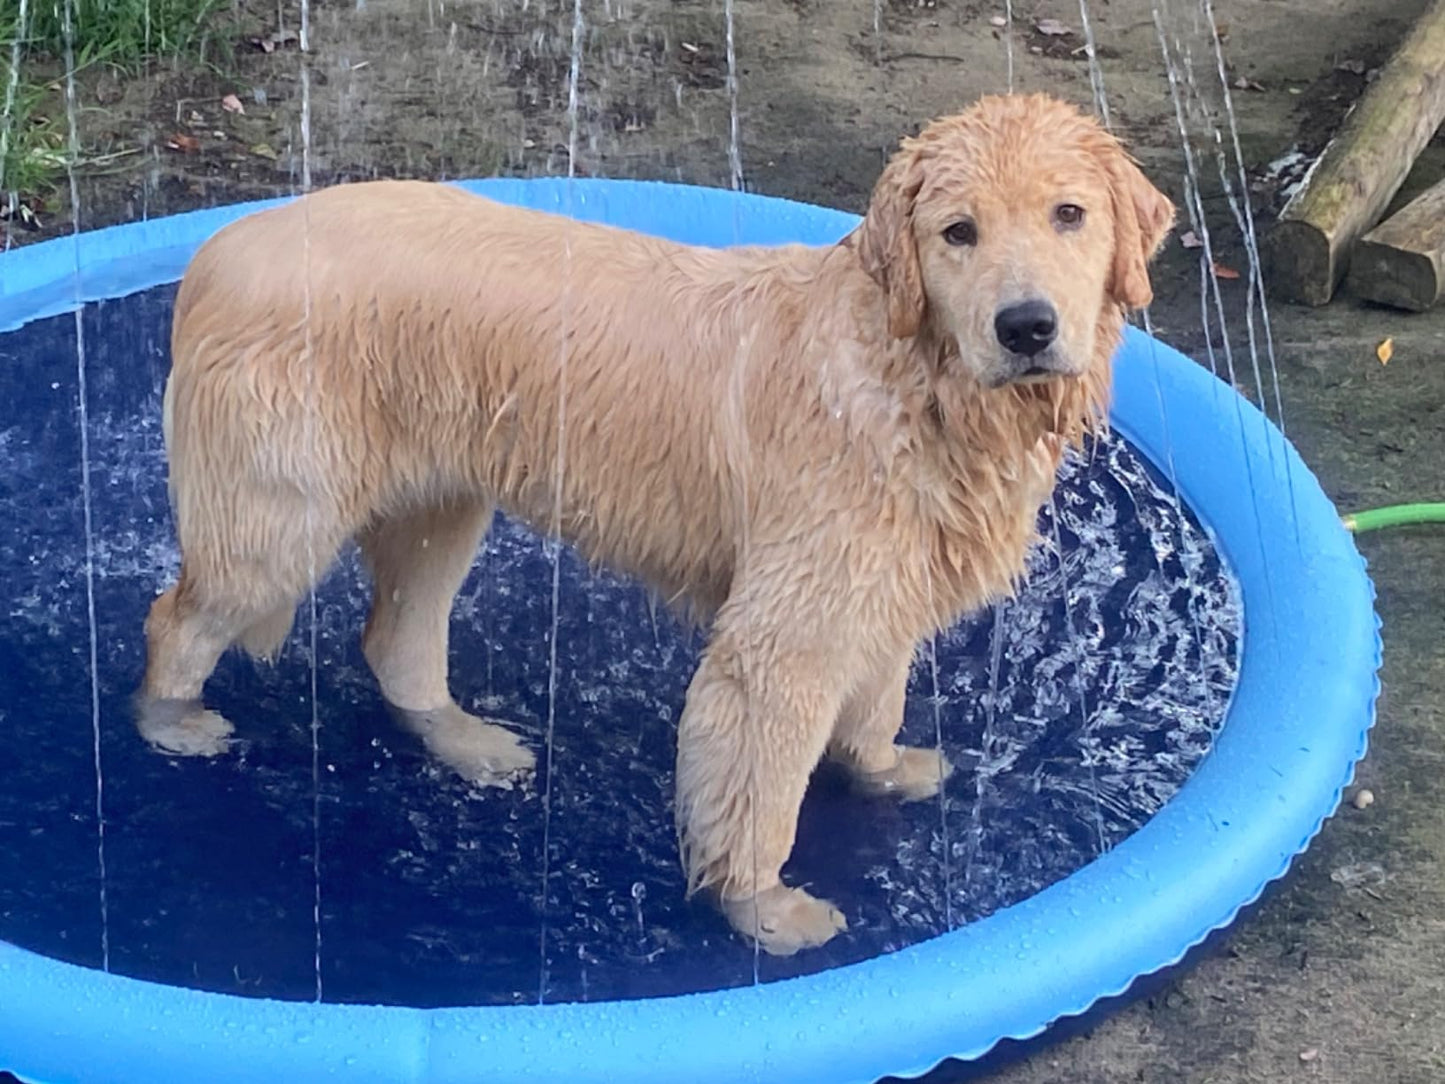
[1352,788,1375,810]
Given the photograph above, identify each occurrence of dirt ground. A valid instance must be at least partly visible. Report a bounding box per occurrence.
[6,0,1445,1081]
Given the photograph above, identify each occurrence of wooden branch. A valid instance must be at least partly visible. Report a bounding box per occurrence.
[1346,176,1445,310]
[1264,0,1445,306]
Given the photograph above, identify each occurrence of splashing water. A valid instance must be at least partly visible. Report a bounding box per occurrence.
[0,340,1240,1003]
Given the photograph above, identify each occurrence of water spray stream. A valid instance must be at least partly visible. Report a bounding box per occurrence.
[724,0,743,190]
[1153,5,1282,660]
[1196,0,1301,543]
[1004,0,1015,92]
[925,632,954,930]
[296,0,323,1003]
[1075,0,1112,128]
[538,0,589,1006]
[967,601,1008,894]
[61,0,109,974]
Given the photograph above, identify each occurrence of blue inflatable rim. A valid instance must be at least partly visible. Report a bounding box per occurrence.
[0,178,1381,1084]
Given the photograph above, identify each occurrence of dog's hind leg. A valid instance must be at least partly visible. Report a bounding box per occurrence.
[135,578,243,757]
[359,498,535,788]
[137,485,351,757]
[139,568,333,757]
[827,648,954,801]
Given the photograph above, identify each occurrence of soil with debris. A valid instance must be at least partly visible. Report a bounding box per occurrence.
[4,0,1445,1081]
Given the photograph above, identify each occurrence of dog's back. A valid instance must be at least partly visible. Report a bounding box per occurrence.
[164,180,829,613]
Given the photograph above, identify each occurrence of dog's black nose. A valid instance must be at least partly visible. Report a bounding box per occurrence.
[994,300,1058,358]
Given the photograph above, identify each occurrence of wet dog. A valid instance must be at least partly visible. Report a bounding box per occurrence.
[138,93,1172,955]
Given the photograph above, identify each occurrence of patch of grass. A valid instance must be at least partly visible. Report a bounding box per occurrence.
[0,69,64,202]
[0,0,235,216]
[1,0,234,71]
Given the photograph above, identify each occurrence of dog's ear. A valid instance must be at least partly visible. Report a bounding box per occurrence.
[855,144,927,339]
[1099,143,1175,311]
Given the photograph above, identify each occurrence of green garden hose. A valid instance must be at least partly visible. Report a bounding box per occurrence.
[1342,503,1445,533]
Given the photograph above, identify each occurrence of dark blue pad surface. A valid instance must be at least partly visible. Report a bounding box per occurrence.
[0,284,1238,1008]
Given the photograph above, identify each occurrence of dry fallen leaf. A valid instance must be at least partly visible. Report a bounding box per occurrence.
[1211,261,1240,280]
[249,142,279,160]
[1035,17,1070,35]
[1232,75,1265,91]
[221,93,245,115]
[165,132,201,154]
[1299,1048,1319,1063]
[1179,230,1203,250]
[1376,337,1394,365]
[989,13,1008,26]
[251,28,299,53]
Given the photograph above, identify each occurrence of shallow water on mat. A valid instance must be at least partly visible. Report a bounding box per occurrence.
[0,285,1238,1006]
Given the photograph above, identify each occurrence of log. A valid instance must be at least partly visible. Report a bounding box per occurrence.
[1346,175,1445,310]
[1264,0,1445,306]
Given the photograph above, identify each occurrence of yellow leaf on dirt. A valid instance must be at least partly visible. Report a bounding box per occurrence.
[1376,337,1394,365]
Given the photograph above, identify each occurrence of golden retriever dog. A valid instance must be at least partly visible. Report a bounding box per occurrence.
[137,93,1173,956]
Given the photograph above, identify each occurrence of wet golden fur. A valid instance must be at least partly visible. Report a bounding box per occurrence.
[138,93,1173,955]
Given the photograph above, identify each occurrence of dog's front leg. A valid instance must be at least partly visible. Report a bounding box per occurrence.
[674,607,851,957]
[827,648,955,801]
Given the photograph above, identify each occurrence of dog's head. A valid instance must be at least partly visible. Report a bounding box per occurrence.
[854,93,1174,389]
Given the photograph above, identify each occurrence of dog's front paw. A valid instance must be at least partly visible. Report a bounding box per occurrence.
[134,696,235,758]
[853,745,954,802]
[393,702,536,788]
[721,884,848,956]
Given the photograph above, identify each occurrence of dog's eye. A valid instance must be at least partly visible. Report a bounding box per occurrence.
[1054,203,1085,229]
[942,219,977,247]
